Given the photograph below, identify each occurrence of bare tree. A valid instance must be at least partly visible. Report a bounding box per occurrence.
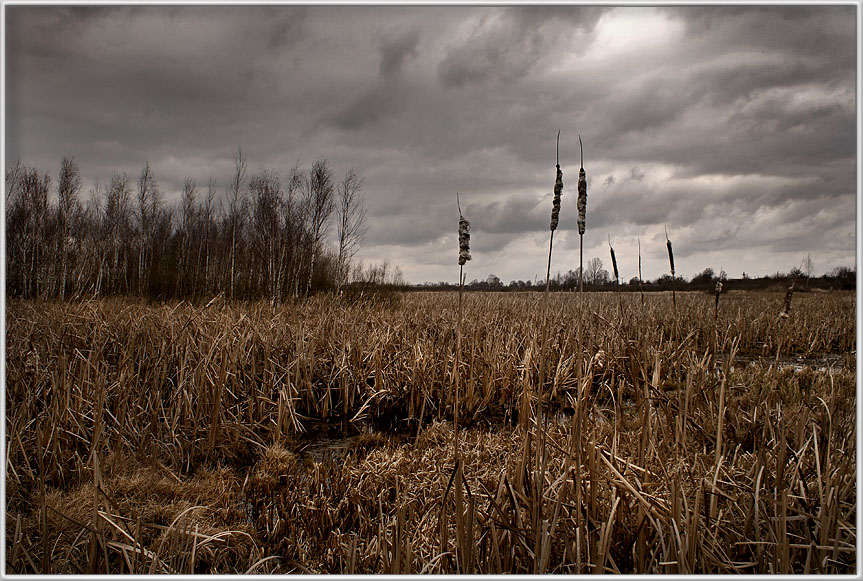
[336,168,367,292]
[585,256,609,286]
[202,177,217,293]
[6,152,372,301]
[136,161,159,294]
[22,168,51,297]
[104,172,132,294]
[6,162,50,297]
[304,159,335,298]
[249,168,284,302]
[57,156,82,299]
[227,147,247,300]
[285,161,309,299]
[179,177,198,296]
[5,160,26,296]
[804,253,814,289]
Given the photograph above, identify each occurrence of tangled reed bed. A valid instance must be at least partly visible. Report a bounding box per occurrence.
[6,290,856,573]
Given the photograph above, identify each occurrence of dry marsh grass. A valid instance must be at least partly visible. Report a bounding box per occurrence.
[5,290,856,573]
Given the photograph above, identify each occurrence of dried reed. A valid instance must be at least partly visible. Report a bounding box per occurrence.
[5,291,856,575]
[637,237,645,307]
[665,225,676,310]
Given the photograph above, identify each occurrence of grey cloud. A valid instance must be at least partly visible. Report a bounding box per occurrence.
[265,8,307,51]
[468,194,549,236]
[379,28,421,77]
[326,27,422,130]
[4,5,856,283]
[329,84,404,131]
[437,6,606,88]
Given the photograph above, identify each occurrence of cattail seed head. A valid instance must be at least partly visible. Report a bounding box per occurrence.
[665,229,675,276]
[577,167,587,236]
[550,165,563,231]
[458,215,471,265]
[608,236,619,284]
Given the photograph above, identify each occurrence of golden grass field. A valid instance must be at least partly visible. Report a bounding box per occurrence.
[5,290,856,573]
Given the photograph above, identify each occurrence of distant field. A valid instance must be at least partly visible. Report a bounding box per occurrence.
[6,290,856,573]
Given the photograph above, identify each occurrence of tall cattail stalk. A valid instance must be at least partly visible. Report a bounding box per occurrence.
[534,130,562,571]
[665,225,676,311]
[637,237,645,308]
[540,131,562,395]
[609,235,621,316]
[577,135,587,294]
[714,279,723,322]
[455,193,470,464]
[713,276,723,355]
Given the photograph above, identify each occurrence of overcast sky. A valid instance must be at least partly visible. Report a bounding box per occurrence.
[5,4,858,284]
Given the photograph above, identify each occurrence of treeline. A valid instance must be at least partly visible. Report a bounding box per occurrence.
[418,265,856,292]
[5,150,377,302]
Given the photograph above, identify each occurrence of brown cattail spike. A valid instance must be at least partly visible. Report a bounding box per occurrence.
[665,225,675,276]
[608,234,619,284]
[550,131,563,231]
[577,135,587,236]
[457,192,471,266]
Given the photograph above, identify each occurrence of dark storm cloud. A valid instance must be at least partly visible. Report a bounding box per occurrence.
[266,9,307,51]
[329,84,404,131]
[5,5,316,194]
[437,6,606,88]
[379,28,421,77]
[4,5,856,283]
[467,194,550,235]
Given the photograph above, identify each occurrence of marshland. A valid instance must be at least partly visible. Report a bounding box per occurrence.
[5,5,858,575]
[5,289,856,574]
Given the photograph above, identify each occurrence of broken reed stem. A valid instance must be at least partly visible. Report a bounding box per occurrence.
[775,282,794,365]
[780,285,794,319]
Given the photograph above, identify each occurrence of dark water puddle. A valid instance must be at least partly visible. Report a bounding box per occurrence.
[291,353,853,461]
[294,417,414,462]
[730,353,848,372]
[295,420,372,461]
